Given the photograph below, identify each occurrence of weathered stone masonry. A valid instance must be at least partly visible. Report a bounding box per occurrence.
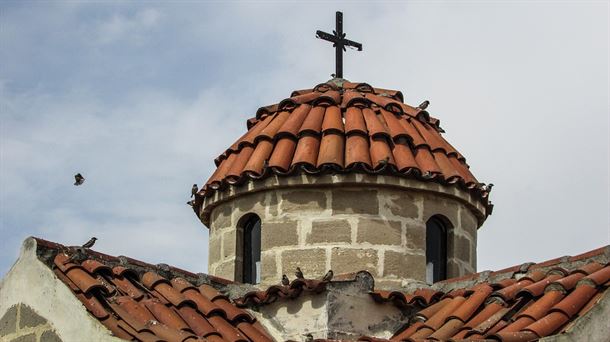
[202,173,485,287]
[0,303,62,342]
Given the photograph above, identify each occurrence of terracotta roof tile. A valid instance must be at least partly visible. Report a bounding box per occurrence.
[39,239,273,342]
[196,81,492,223]
[374,246,610,341]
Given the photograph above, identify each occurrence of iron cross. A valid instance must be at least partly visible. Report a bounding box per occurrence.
[316,11,362,79]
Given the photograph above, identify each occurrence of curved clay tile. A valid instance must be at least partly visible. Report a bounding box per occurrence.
[345,135,372,168]
[344,106,368,135]
[143,298,190,331]
[342,91,369,108]
[292,135,320,167]
[198,80,491,216]
[242,140,274,176]
[268,138,297,172]
[299,106,326,134]
[317,133,344,167]
[277,104,312,137]
[321,106,344,133]
[362,108,389,138]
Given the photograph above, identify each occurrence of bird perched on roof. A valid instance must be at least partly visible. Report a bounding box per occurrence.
[191,184,198,198]
[418,100,430,110]
[73,173,85,186]
[81,237,97,249]
[483,183,494,192]
[322,270,333,282]
[303,334,313,342]
[281,274,290,286]
[295,267,304,279]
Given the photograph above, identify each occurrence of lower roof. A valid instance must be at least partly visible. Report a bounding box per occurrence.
[24,237,610,342]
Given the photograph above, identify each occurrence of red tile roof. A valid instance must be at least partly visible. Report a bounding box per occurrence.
[34,238,273,342]
[196,80,492,216]
[370,246,610,342]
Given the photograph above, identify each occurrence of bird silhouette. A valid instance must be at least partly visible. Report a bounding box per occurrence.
[191,184,198,198]
[73,173,85,186]
[418,100,430,110]
[295,267,304,279]
[322,270,333,282]
[281,274,290,286]
[81,237,97,249]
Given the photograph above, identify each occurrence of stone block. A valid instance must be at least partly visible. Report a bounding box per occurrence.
[406,223,425,250]
[40,330,62,342]
[332,189,378,215]
[383,251,425,280]
[331,248,378,276]
[0,305,18,336]
[261,252,277,282]
[211,202,232,229]
[447,259,462,278]
[267,191,279,216]
[308,219,352,244]
[235,192,266,214]
[12,334,36,342]
[454,235,471,263]
[280,190,326,212]
[423,195,458,227]
[281,249,327,279]
[214,261,235,281]
[19,304,46,329]
[222,230,236,259]
[384,191,419,218]
[262,221,298,248]
[208,236,221,265]
[460,208,478,239]
[356,219,401,246]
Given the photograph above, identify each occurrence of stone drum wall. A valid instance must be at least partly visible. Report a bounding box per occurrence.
[204,174,485,288]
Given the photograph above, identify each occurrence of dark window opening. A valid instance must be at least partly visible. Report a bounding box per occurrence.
[242,215,261,284]
[426,216,447,284]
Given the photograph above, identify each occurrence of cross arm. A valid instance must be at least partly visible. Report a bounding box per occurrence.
[316,30,339,43]
[342,38,362,51]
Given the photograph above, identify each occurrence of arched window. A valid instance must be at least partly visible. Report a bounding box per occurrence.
[239,215,261,284]
[426,216,447,284]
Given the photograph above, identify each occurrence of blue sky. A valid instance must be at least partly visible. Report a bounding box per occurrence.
[1,1,608,278]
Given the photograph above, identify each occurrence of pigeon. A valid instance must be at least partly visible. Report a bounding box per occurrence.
[81,237,97,249]
[191,184,198,198]
[62,248,87,265]
[281,274,290,286]
[295,267,304,279]
[304,334,313,342]
[418,100,430,110]
[322,270,334,282]
[74,173,85,186]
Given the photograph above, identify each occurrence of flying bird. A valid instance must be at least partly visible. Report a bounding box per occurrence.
[74,173,85,186]
[418,100,430,110]
[295,267,304,279]
[191,184,198,198]
[281,274,290,286]
[322,270,333,282]
[81,237,97,249]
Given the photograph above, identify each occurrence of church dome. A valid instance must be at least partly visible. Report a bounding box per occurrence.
[195,79,492,223]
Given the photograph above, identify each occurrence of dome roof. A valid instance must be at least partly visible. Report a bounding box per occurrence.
[197,79,492,214]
